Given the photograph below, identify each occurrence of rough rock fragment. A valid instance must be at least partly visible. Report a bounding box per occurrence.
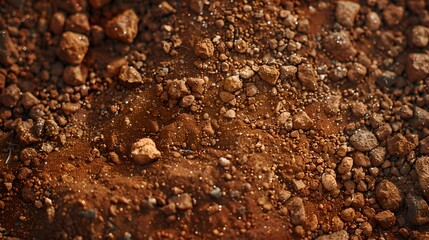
[316,230,349,240]
[131,138,161,165]
[349,128,378,152]
[416,157,429,200]
[223,75,242,93]
[375,210,396,229]
[168,193,193,210]
[297,64,318,90]
[258,65,279,85]
[375,180,403,211]
[387,133,415,157]
[57,31,89,64]
[21,92,40,110]
[63,65,88,86]
[411,26,429,47]
[407,53,429,82]
[322,173,337,191]
[324,31,357,61]
[406,194,429,225]
[65,13,90,34]
[383,4,404,26]
[118,65,143,84]
[292,111,313,130]
[105,9,139,43]
[410,107,429,129]
[1,83,21,107]
[194,38,214,58]
[335,1,361,28]
[287,197,306,225]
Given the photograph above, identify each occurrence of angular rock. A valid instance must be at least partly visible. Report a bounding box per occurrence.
[416,157,429,200]
[349,128,378,152]
[65,13,90,34]
[105,9,139,44]
[411,26,429,47]
[410,107,429,129]
[194,38,214,58]
[168,193,193,210]
[375,210,396,229]
[316,230,349,240]
[131,138,161,165]
[387,133,416,158]
[324,31,357,62]
[375,180,403,212]
[287,197,306,225]
[0,83,21,108]
[292,111,313,130]
[63,65,88,86]
[223,75,242,93]
[258,65,279,85]
[419,136,429,155]
[406,194,429,226]
[407,54,429,82]
[337,157,353,175]
[335,1,361,28]
[57,31,89,64]
[0,31,19,66]
[118,65,143,85]
[383,4,404,26]
[297,64,318,90]
[280,65,297,79]
[20,92,40,110]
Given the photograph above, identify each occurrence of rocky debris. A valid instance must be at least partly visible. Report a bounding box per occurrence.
[383,4,404,27]
[316,230,349,240]
[347,63,367,83]
[287,197,306,225]
[407,53,429,82]
[410,107,429,129]
[20,92,40,110]
[105,9,139,43]
[297,64,318,90]
[223,76,242,93]
[369,146,386,166]
[277,112,291,127]
[411,26,429,47]
[337,157,353,175]
[420,136,429,154]
[57,31,89,64]
[352,152,371,168]
[63,65,88,86]
[168,193,193,210]
[15,120,38,145]
[324,31,357,61]
[0,30,19,66]
[416,157,429,200]
[280,65,297,79]
[258,65,279,85]
[239,66,255,79]
[89,0,111,8]
[65,13,90,34]
[387,134,415,158]
[376,71,397,88]
[118,65,143,84]
[376,180,403,212]
[335,1,360,28]
[292,111,313,130]
[180,95,195,108]
[1,83,21,108]
[375,210,396,229]
[131,138,161,165]
[349,128,378,152]
[366,12,381,31]
[194,38,214,58]
[406,194,429,226]
[321,173,337,191]
[50,12,66,35]
[167,79,189,100]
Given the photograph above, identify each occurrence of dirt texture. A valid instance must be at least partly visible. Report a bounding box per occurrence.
[1,0,429,239]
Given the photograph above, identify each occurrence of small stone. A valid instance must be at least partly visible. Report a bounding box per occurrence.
[411,26,429,47]
[292,111,313,130]
[337,157,353,174]
[105,9,139,44]
[258,65,280,85]
[322,173,338,191]
[0,30,19,66]
[383,4,404,27]
[57,31,89,64]
[186,78,205,95]
[419,136,429,155]
[168,193,193,210]
[287,197,306,225]
[1,84,21,108]
[218,157,231,167]
[234,39,247,53]
[168,80,189,100]
[335,1,361,28]
[160,202,176,215]
[347,63,367,82]
[316,230,349,240]
[375,210,396,229]
[340,208,355,222]
[277,112,291,127]
[219,91,235,103]
[223,75,242,93]
[62,102,81,115]
[224,109,236,119]
[210,187,222,199]
[91,25,104,45]
[297,64,318,90]
[387,133,416,158]
[366,12,381,31]
[349,128,378,152]
[65,13,90,34]
[180,95,195,108]
[195,38,214,58]
[50,12,66,35]
[245,83,258,97]
[292,179,306,190]
[20,92,40,110]
[118,65,143,84]
[369,147,386,167]
[406,194,429,225]
[410,107,429,129]
[63,65,88,86]
[416,157,429,200]
[375,180,403,211]
[324,31,357,61]
[131,138,161,165]
[280,65,297,79]
[239,66,254,79]
[407,54,429,82]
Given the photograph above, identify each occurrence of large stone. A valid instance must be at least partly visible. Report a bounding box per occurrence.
[349,128,378,152]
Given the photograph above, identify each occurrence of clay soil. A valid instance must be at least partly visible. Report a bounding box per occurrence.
[1,0,429,239]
